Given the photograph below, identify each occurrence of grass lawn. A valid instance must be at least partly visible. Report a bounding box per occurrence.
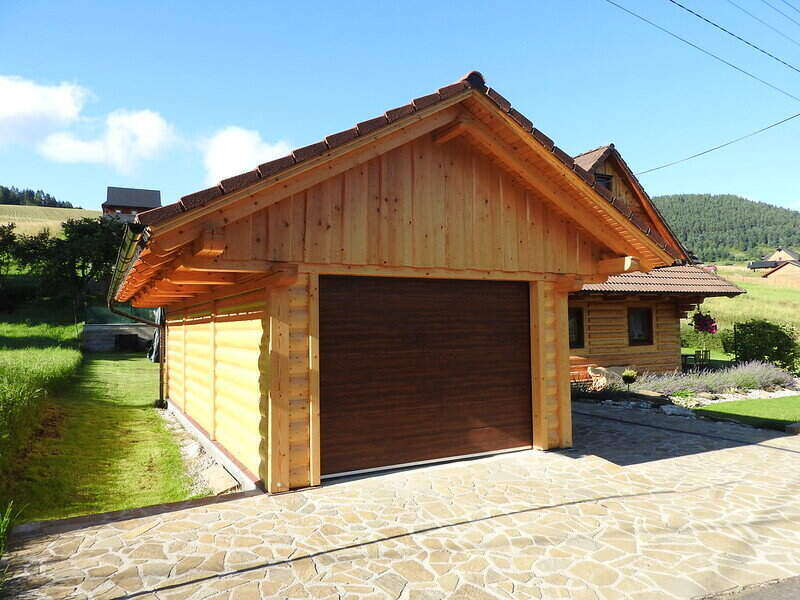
[1,353,192,523]
[704,266,800,333]
[0,203,100,236]
[695,396,800,430]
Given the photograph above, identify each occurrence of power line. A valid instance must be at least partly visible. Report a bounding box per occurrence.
[724,0,800,49]
[778,0,800,16]
[636,111,800,175]
[665,0,800,75]
[760,0,800,28]
[602,0,800,103]
[601,1,800,174]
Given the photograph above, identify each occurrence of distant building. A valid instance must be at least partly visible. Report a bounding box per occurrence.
[748,247,799,270]
[102,187,161,222]
[762,260,800,287]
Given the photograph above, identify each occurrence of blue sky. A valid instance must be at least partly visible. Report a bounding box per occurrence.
[2,0,800,211]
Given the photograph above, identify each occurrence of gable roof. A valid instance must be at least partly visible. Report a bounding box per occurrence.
[113,71,684,306]
[133,72,681,264]
[103,187,161,209]
[764,247,800,260]
[571,144,690,261]
[574,145,613,172]
[576,265,744,297]
[748,260,779,269]
[763,260,800,277]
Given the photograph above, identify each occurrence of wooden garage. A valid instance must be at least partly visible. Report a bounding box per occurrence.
[109,71,680,493]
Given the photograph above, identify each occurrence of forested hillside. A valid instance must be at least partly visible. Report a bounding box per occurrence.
[652,194,800,262]
[0,185,77,209]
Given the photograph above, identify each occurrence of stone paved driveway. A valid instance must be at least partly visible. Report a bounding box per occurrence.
[5,404,800,600]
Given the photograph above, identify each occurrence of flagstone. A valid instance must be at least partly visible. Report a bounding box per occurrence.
[8,410,800,599]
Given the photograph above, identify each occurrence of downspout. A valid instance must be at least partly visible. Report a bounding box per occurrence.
[107,222,166,406]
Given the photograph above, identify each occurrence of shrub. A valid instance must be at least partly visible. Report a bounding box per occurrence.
[719,328,735,355]
[630,361,795,396]
[732,320,799,372]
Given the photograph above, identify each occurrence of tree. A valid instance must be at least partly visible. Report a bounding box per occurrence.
[14,217,125,311]
[0,223,15,274]
[0,223,16,292]
[652,194,800,262]
[727,319,799,372]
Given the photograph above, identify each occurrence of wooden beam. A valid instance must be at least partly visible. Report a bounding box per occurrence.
[596,256,641,275]
[164,271,237,285]
[554,276,586,293]
[193,228,226,257]
[297,263,588,281]
[307,273,321,487]
[179,255,277,273]
[433,120,469,145]
[170,268,298,312]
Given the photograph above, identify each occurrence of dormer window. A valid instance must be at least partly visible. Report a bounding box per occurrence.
[595,173,613,191]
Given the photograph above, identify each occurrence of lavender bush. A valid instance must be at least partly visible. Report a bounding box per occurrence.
[629,361,795,396]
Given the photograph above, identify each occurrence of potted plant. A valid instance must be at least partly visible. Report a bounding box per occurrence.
[691,310,718,367]
[622,369,638,392]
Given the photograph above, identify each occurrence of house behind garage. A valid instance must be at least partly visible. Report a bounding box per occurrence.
[110,72,684,493]
[567,145,743,379]
[102,187,161,222]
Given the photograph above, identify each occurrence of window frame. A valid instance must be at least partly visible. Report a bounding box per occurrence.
[595,173,613,191]
[568,306,585,349]
[627,306,654,346]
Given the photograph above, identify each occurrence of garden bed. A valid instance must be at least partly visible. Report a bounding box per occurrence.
[573,361,800,432]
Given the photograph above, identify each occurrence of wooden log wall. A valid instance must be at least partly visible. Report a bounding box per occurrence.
[166,290,267,480]
[568,297,682,379]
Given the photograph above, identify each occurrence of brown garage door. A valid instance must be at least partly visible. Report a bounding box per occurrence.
[319,275,532,476]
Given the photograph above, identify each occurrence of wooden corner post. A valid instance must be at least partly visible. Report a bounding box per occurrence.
[266,285,291,493]
[529,281,573,450]
[308,273,321,487]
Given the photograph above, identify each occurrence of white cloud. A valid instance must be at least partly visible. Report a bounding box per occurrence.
[0,75,89,145]
[39,109,176,174]
[202,126,291,184]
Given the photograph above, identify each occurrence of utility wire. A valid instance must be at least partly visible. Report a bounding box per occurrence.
[602,1,800,174]
[724,0,800,49]
[636,111,800,174]
[665,0,800,75]
[760,0,800,28]
[778,0,800,16]
[602,0,800,103]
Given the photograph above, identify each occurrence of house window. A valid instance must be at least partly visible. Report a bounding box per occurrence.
[628,307,653,346]
[568,307,585,349]
[595,173,613,191]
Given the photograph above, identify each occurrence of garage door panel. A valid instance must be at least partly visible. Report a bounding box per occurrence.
[320,275,532,476]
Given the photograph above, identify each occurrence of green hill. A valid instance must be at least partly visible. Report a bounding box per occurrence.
[652,194,800,263]
[0,204,101,235]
